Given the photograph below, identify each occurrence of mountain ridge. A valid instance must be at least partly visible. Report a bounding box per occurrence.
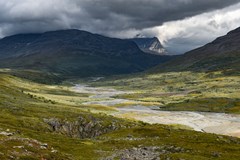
[0,29,173,78]
[151,27,240,74]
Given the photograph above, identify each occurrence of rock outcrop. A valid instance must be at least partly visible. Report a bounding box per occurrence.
[44,115,137,139]
[103,145,186,160]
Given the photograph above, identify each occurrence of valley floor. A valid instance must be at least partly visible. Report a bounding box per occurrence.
[0,69,240,159]
[72,83,240,138]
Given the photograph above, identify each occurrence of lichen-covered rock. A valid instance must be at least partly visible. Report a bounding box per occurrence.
[0,137,69,160]
[103,146,161,160]
[0,131,14,136]
[103,145,187,160]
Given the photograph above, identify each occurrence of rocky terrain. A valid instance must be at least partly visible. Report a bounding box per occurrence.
[103,146,186,160]
[131,37,168,55]
[44,115,138,139]
[0,129,68,160]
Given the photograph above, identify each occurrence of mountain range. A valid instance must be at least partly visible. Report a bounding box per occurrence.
[0,26,239,79]
[0,29,172,77]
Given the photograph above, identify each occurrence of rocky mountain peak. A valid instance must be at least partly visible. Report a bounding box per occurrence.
[130,37,168,55]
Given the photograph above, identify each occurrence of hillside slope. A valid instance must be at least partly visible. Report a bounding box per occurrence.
[152,27,240,74]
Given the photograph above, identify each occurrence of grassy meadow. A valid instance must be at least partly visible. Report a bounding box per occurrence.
[0,69,239,159]
[91,71,240,114]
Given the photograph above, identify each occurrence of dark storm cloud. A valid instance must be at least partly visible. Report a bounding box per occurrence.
[0,0,239,37]
[80,0,240,29]
[0,0,240,54]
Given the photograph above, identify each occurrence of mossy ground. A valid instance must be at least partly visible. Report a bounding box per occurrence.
[0,69,240,159]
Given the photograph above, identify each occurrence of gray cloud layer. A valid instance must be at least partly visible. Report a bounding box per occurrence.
[0,0,239,54]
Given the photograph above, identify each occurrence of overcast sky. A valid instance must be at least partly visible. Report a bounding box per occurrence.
[0,0,240,54]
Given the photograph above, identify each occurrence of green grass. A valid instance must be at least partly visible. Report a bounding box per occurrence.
[99,125,240,160]
[0,73,137,159]
[163,98,240,113]
[0,71,240,159]
[91,71,240,114]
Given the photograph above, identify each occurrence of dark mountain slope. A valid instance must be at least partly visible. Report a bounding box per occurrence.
[152,27,240,74]
[0,30,173,77]
[0,34,41,59]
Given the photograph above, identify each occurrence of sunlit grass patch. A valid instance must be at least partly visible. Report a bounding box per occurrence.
[90,71,240,113]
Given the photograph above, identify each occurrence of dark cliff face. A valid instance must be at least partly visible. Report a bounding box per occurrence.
[130,37,168,55]
[151,27,240,74]
[0,29,173,77]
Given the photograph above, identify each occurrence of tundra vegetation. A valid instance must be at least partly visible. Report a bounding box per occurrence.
[0,69,239,159]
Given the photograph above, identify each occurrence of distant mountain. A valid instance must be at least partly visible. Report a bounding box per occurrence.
[151,27,240,74]
[0,29,173,77]
[130,37,168,55]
